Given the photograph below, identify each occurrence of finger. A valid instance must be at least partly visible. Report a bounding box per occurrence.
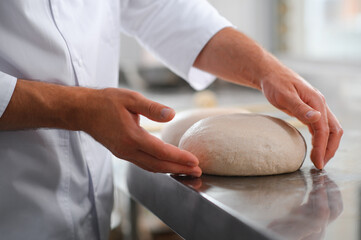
[130,151,202,177]
[303,94,329,169]
[324,107,343,166]
[136,129,199,167]
[128,93,175,122]
[308,95,329,169]
[275,86,331,169]
[310,119,329,169]
[283,95,328,169]
[285,93,328,169]
[282,94,321,124]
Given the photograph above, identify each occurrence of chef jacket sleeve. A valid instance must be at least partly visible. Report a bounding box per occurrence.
[120,0,233,90]
[0,71,17,118]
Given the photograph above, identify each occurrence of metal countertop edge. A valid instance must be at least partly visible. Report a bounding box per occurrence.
[126,164,282,240]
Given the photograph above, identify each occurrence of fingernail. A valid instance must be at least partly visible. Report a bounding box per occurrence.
[318,162,324,170]
[306,111,316,119]
[161,108,173,119]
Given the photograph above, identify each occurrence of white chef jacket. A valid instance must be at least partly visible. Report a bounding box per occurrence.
[0,1,231,240]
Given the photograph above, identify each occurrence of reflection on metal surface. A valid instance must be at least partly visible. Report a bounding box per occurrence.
[174,169,343,240]
[268,170,343,240]
[176,171,308,225]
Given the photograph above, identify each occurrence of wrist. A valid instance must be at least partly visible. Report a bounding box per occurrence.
[258,51,288,91]
[0,79,102,132]
[63,87,99,132]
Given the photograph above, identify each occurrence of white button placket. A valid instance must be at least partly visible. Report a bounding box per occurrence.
[48,1,78,240]
[49,0,83,87]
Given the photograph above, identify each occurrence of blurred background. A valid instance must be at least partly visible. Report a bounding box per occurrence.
[111,0,361,239]
[118,0,361,91]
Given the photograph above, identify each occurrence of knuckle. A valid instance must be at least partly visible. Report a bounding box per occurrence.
[313,87,322,95]
[123,131,136,145]
[272,93,290,110]
[318,93,326,104]
[318,127,330,136]
[274,93,287,106]
[292,102,304,115]
[312,88,326,103]
[116,139,140,157]
[147,102,159,115]
[128,89,141,97]
[128,91,143,103]
[335,127,344,136]
[128,126,143,141]
[321,96,326,104]
[339,127,344,136]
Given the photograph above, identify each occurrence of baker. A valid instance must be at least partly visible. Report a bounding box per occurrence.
[0,1,343,239]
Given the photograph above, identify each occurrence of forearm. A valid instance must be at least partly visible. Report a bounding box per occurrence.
[194,27,282,90]
[0,79,95,131]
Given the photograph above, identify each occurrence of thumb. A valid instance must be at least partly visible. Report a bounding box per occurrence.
[128,95,175,122]
[288,98,321,124]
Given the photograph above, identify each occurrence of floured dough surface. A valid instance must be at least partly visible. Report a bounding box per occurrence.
[161,108,249,146]
[179,113,306,176]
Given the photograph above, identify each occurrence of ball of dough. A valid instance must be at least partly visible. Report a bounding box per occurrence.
[161,108,249,146]
[179,113,306,176]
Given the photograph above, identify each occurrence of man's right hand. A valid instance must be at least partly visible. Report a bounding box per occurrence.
[84,88,201,176]
[0,79,201,177]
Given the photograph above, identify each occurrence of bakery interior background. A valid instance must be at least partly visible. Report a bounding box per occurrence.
[111,0,361,239]
[118,0,361,92]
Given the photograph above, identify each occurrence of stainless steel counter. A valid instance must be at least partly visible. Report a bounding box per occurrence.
[115,75,361,239]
